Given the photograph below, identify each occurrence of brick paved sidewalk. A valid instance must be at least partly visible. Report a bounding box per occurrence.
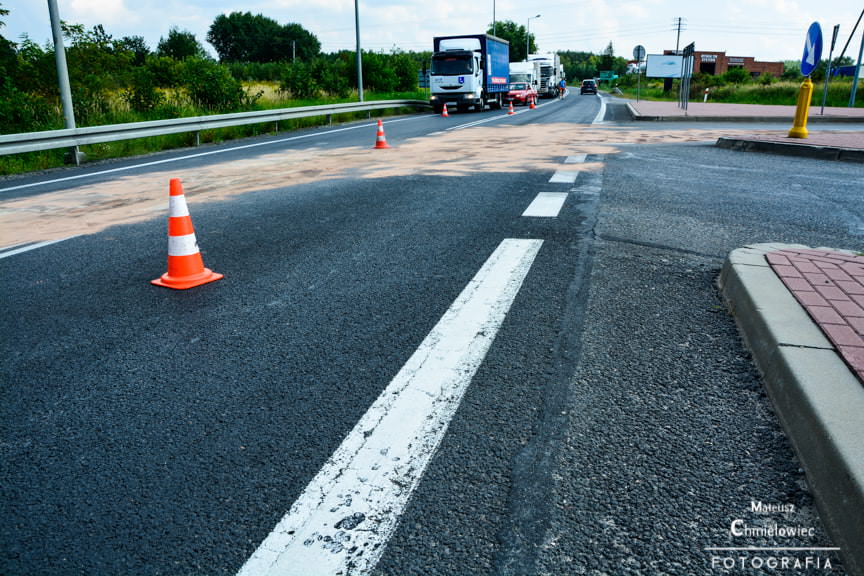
[766,248,864,383]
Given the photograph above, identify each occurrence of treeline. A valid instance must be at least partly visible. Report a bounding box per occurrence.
[0,7,426,135]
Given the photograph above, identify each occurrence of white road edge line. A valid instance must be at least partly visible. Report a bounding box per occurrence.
[522,192,569,218]
[0,236,80,259]
[237,238,544,576]
[0,116,424,195]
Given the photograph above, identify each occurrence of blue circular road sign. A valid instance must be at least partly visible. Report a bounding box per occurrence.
[800,22,823,77]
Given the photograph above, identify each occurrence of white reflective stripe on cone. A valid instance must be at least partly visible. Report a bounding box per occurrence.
[169,195,190,218]
[168,233,199,256]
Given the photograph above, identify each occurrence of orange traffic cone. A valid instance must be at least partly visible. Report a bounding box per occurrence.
[442,103,449,117]
[508,101,515,115]
[151,178,223,290]
[529,96,536,109]
[373,119,391,149]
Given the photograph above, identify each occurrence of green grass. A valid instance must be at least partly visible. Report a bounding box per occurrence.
[0,89,429,176]
[617,79,863,108]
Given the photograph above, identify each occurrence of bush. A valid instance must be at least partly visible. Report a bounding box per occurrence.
[180,58,246,111]
[280,61,320,99]
[122,68,165,112]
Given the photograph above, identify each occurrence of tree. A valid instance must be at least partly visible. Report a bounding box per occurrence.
[207,12,319,63]
[116,35,150,66]
[599,41,615,71]
[486,20,535,62]
[157,27,207,60]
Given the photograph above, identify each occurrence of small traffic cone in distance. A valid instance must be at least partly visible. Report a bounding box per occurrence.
[442,103,449,117]
[529,96,536,109]
[151,178,223,290]
[373,119,391,149]
[508,101,515,115]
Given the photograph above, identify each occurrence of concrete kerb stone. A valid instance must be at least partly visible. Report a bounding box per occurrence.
[716,137,864,163]
[719,243,864,576]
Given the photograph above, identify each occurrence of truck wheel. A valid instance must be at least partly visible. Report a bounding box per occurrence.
[432,104,443,114]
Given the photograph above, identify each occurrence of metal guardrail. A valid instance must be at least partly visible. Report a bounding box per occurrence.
[0,99,430,156]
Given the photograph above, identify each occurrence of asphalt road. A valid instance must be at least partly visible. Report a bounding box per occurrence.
[2,93,862,575]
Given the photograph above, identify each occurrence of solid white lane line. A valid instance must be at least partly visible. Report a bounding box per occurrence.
[237,238,543,576]
[522,192,569,218]
[592,96,607,125]
[0,236,80,259]
[549,170,580,184]
[565,154,587,164]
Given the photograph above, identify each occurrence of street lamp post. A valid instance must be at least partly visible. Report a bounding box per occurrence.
[355,0,363,102]
[526,14,540,61]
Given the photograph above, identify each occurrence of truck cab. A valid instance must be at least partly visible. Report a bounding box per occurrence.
[430,35,509,113]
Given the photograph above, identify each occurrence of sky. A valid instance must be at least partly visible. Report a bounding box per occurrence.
[2,0,863,63]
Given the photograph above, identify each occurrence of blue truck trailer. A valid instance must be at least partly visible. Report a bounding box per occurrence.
[429,34,510,113]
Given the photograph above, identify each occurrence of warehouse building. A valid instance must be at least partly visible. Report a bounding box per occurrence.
[664,50,784,78]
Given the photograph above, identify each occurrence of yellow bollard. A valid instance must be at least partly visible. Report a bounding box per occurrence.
[788,76,814,138]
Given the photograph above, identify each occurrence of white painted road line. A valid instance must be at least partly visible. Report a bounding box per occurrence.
[237,238,543,576]
[549,170,580,184]
[0,236,79,259]
[522,192,569,218]
[592,96,607,125]
[565,154,587,164]
[0,117,425,195]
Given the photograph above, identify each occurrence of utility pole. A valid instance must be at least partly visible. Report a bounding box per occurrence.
[674,17,684,54]
[354,0,363,102]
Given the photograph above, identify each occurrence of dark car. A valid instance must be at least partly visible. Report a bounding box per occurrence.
[580,79,597,95]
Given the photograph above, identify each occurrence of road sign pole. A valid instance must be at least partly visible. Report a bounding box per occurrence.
[821,25,840,115]
[790,22,823,138]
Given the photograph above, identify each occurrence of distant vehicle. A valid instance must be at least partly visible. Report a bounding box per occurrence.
[506,82,538,106]
[528,53,564,98]
[429,34,510,113]
[509,61,542,90]
[580,79,598,95]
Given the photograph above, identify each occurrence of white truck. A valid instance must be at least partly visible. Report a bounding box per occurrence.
[528,53,565,98]
[429,34,510,113]
[508,61,542,90]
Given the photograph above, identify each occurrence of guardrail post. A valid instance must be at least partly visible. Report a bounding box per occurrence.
[194,131,200,147]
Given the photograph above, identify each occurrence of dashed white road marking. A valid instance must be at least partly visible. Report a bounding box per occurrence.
[522,192,569,218]
[549,170,580,184]
[565,154,587,164]
[237,238,543,576]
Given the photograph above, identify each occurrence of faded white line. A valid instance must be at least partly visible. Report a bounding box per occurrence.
[565,154,587,164]
[549,170,580,184]
[0,236,79,259]
[237,238,543,576]
[522,192,569,218]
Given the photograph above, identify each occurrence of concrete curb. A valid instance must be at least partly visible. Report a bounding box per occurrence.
[716,137,864,163]
[719,243,864,576]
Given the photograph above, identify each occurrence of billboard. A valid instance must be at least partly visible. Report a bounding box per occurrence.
[646,54,684,78]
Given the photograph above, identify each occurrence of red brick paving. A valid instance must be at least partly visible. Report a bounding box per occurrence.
[767,249,864,383]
